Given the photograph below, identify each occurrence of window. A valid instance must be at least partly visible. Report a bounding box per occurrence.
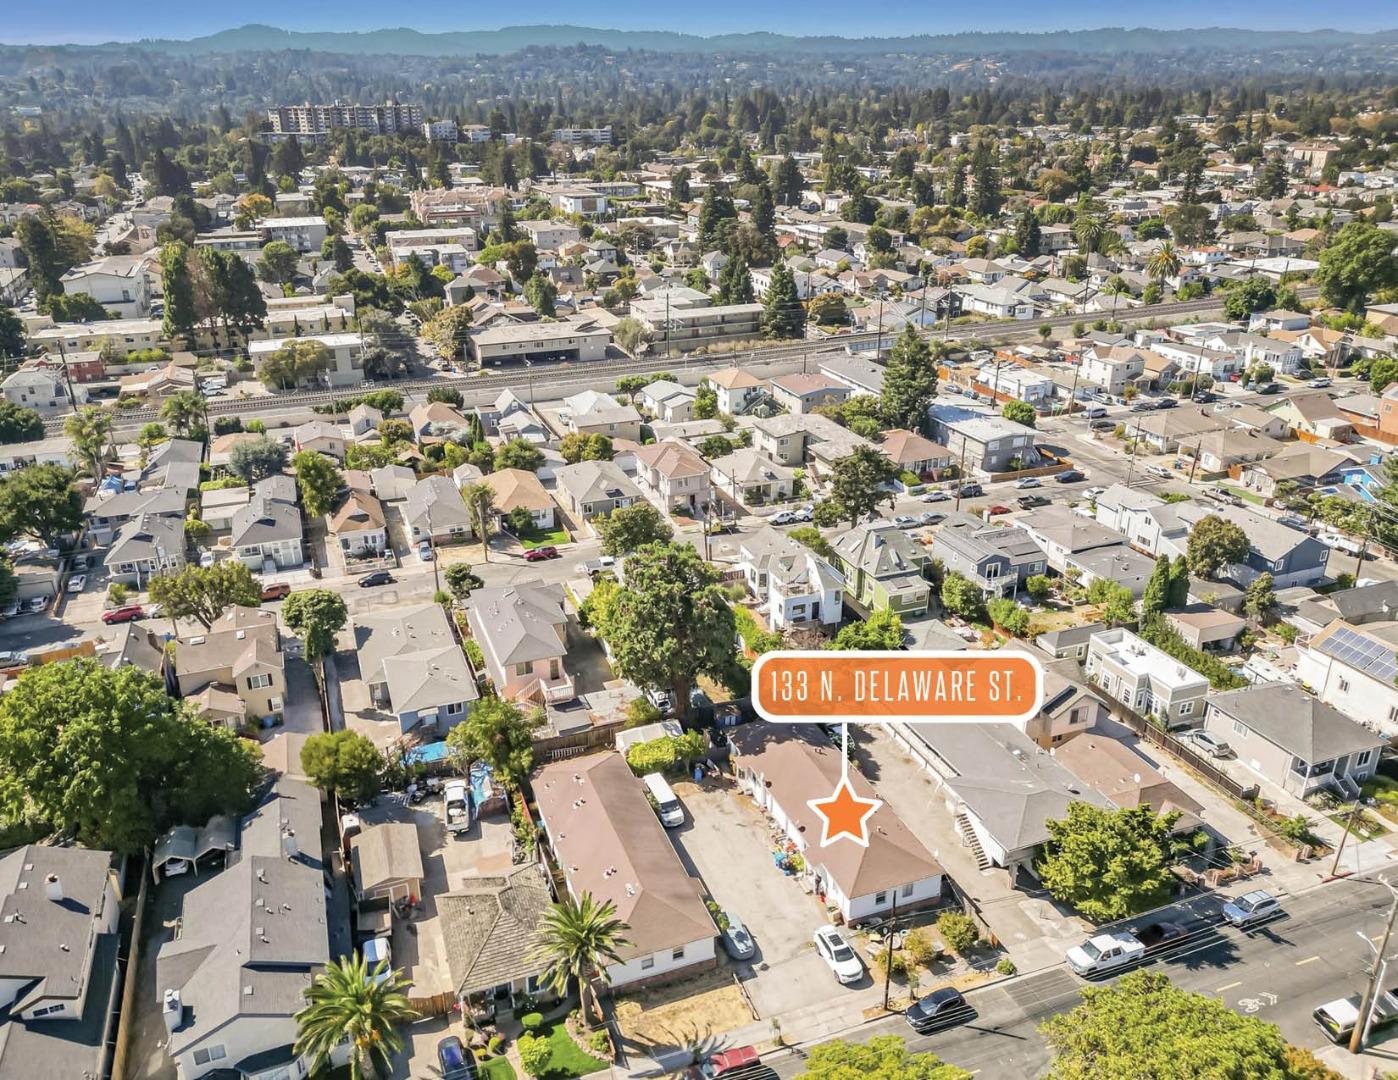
[445,701,464,716]
[1389,706,1398,723]
[1339,677,1351,694]
[515,662,530,677]
[193,1046,227,1066]
[874,892,888,906]
[901,883,915,898]
[1178,701,1195,717]
[247,673,273,690]
[671,945,686,960]
[1232,717,1248,736]
[1357,749,1375,768]
[640,956,655,970]
[31,1003,64,1017]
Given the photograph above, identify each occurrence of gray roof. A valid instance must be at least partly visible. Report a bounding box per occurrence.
[555,459,642,507]
[350,823,425,894]
[1314,580,1398,624]
[355,602,470,698]
[438,864,552,998]
[83,485,186,520]
[1036,622,1106,651]
[231,492,301,548]
[465,584,568,669]
[105,512,185,565]
[404,474,473,530]
[830,522,927,578]
[1208,683,1385,764]
[153,816,237,873]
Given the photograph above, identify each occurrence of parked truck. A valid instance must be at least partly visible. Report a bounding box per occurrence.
[443,780,472,834]
[1066,931,1146,976]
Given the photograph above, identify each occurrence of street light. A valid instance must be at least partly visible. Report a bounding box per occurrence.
[1347,872,1398,1054]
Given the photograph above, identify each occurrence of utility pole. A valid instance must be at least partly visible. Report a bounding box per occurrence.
[953,437,968,513]
[1351,883,1398,1054]
[1330,800,1367,879]
[1124,419,1144,488]
[54,338,80,417]
[882,891,899,1011]
[1186,437,1204,485]
[1356,505,1376,581]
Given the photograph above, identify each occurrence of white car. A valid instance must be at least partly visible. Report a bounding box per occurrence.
[1013,477,1041,489]
[362,936,393,983]
[770,510,800,526]
[813,925,864,985]
[1083,487,1106,500]
[1066,932,1146,976]
[199,550,215,568]
[920,491,950,503]
[67,574,87,593]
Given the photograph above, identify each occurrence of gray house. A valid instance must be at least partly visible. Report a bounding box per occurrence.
[229,475,304,571]
[554,460,643,521]
[1203,683,1385,798]
[404,475,474,545]
[930,514,1046,597]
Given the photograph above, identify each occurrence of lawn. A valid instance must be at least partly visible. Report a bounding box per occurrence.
[518,527,572,550]
[481,1056,518,1080]
[536,1021,609,1079]
[1217,484,1265,506]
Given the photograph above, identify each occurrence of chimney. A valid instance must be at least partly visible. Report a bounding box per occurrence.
[162,988,183,1034]
[44,874,62,903]
[282,830,298,860]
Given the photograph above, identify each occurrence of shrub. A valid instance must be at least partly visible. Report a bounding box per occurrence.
[625,696,662,728]
[588,1030,611,1056]
[873,947,908,978]
[904,927,939,967]
[464,640,485,669]
[936,912,979,954]
[107,582,130,605]
[488,1035,506,1055]
[517,1033,552,1078]
[996,958,1018,976]
[520,1012,544,1032]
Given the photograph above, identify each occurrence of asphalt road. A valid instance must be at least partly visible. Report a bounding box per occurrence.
[766,879,1398,1077]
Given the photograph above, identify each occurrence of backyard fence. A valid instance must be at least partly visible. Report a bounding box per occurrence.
[109,854,151,1080]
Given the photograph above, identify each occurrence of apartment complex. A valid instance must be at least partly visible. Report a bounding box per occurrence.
[267,102,423,137]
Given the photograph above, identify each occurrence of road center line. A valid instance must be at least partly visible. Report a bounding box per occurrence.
[1295,955,1320,966]
[1215,981,1242,992]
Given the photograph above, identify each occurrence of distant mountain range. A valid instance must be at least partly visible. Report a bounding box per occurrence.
[88,23,1398,58]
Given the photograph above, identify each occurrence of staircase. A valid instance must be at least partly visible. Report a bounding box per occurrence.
[954,812,991,871]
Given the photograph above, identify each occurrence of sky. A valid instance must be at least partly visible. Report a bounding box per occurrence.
[4,2,1395,46]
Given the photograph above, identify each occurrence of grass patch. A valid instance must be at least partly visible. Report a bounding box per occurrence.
[1329,809,1390,839]
[481,1057,518,1080]
[518,527,571,550]
[1217,484,1265,506]
[1362,774,1398,821]
[536,1021,608,1079]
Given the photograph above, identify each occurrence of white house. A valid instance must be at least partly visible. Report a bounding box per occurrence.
[249,332,367,388]
[738,526,844,630]
[1296,619,1398,740]
[1,367,85,412]
[59,255,151,317]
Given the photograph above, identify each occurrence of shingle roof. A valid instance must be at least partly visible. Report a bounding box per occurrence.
[438,864,552,997]
[350,823,425,894]
[1208,682,1386,763]
[464,584,568,670]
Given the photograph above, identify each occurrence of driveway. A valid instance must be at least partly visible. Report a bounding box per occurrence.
[665,780,865,1017]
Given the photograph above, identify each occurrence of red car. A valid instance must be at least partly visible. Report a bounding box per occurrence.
[101,604,145,625]
[987,505,1013,516]
[261,583,292,602]
[524,546,560,562]
[687,1047,760,1080]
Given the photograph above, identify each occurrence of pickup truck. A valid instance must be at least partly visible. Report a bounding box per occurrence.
[443,780,472,835]
[1066,931,1146,976]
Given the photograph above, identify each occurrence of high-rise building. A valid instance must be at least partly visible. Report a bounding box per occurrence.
[267,102,424,139]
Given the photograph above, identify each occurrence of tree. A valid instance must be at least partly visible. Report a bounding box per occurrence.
[64,406,113,479]
[282,589,349,662]
[531,893,629,1030]
[1037,803,1179,922]
[940,572,985,622]
[47,293,111,322]
[1014,208,1042,257]
[518,1034,552,1078]
[693,382,719,420]
[1316,221,1398,312]
[494,438,545,473]
[294,953,416,1080]
[762,262,805,339]
[560,432,614,464]
[426,386,464,408]
[1186,514,1250,578]
[1140,555,1173,618]
[524,271,557,317]
[796,1036,970,1080]
[968,141,1002,218]
[1145,241,1181,289]
[445,696,542,789]
[148,561,262,629]
[0,306,23,360]
[228,436,288,483]
[592,541,736,716]
[1167,555,1192,609]
[460,482,497,561]
[986,598,1030,636]
[613,317,649,356]
[161,241,198,345]
[827,446,899,527]
[880,323,937,430]
[445,563,484,602]
[1041,971,1310,1080]
[0,400,43,445]
[0,465,83,549]
[322,234,354,273]
[293,451,343,517]
[700,434,734,459]
[0,660,262,852]
[300,731,383,804]
[717,253,754,305]
[808,292,849,326]
[1244,572,1276,622]
[258,339,331,390]
[421,305,476,362]
[1223,276,1277,320]
[598,502,674,556]
[829,608,904,651]
[1002,399,1036,428]
[160,390,205,437]
[234,192,274,229]
[16,215,66,307]
[256,240,299,286]
[1089,579,1138,626]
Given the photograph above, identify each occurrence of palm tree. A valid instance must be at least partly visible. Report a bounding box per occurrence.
[1072,209,1105,255]
[1146,242,1182,291]
[160,389,204,437]
[294,953,416,1080]
[63,405,114,479]
[460,480,497,562]
[531,893,629,1030]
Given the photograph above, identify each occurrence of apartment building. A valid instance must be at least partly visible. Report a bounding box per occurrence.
[1084,628,1210,728]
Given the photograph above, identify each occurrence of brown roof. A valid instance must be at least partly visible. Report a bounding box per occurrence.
[633,438,708,479]
[880,429,950,466]
[487,468,554,513]
[770,373,846,396]
[349,822,425,893]
[330,490,385,533]
[728,724,942,899]
[1051,735,1204,830]
[533,753,713,961]
[707,367,764,390]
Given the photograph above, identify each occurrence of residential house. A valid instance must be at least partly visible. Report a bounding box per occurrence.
[229,475,304,571]
[0,846,122,1080]
[534,753,716,987]
[1266,391,1354,442]
[408,401,469,441]
[731,724,943,922]
[927,403,1039,475]
[1015,505,1155,595]
[465,584,574,705]
[292,420,348,461]
[2,367,82,411]
[1053,735,1204,832]
[708,449,797,507]
[555,460,643,521]
[1001,642,1109,749]
[173,606,287,722]
[561,390,642,442]
[59,255,151,317]
[157,775,338,1080]
[347,403,383,438]
[1035,622,1106,662]
[404,475,474,545]
[0,435,75,476]
[355,603,479,733]
[1189,428,1283,475]
[348,823,425,905]
[818,355,886,397]
[329,491,388,558]
[439,864,554,1014]
[830,521,931,615]
[878,429,953,481]
[118,360,195,400]
[706,367,765,415]
[930,515,1047,598]
[248,332,368,388]
[1296,620,1398,739]
[84,487,187,546]
[1084,627,1210,728]
[488,468,556,531]
[1165,605,1248,653]
[632,439,710,514]
[104,512,186,586]
[768,373,852,415]
[1204,683,1385,798]
[738,527,844,630]
[636,380,697,423]
[1078,345,1150,395]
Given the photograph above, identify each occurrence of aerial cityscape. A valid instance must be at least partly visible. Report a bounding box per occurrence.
[0,12,1397,1080]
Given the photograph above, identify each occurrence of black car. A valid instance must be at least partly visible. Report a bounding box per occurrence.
[905,987,971,1032]
[1194,391,1218,403]
[438,1036,478,1080]
[958,483,984,498]
[1089,419,1116,431]
[1054,469,1085,483]
[1154,398,1178,409]
[1258,382,1282,395]
[1135,921,1189,950]
[359,570,396,588]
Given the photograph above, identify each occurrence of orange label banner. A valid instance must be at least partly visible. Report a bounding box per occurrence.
[751,650,1043,724]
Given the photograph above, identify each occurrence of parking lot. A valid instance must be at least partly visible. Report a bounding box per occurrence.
[666,780,879,1017]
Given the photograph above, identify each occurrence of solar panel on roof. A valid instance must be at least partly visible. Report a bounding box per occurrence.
[1321,626,1398,684]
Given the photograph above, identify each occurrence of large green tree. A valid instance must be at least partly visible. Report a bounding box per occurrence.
[880,323,937,430]
[1041,971,1316,1080]
[282,588,349,662]
[160,389,205,437]
[762,262,806,339]
[64,406,113,479]
[828,608,904,651]
[160,241,199,346]
[444,696,541,789]
[592,541,737,716]
[796,1036,970,1080]
[0,401,42,445]
[0,464,83,549]
[300,730,384,804]
[531,893,629,1030]
[1186,514,1251,579]
[148,561,262,629]
[1316,221,1398,312]
[294,954,416,1080]
[228,436,288,483]
[1002,399,1037,428]
[293,450,343,517]
[597,502,674,556]
[0,660,263,852]
[827,445,900,528]
[0,306,24,359]
[256,239,300,286]
[1038,803,1180,922]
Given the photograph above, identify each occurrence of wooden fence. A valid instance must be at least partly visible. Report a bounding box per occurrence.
[1109,704,1259,803]
[109,855,151,1080]
[409,991,457,1018]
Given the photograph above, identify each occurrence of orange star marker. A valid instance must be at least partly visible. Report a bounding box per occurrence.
[807,776,882,848]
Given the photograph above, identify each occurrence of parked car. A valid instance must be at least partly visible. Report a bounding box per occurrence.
[25,596,46,614]
[358,571,396,588]
[1017,495,1050,509]
[1055,469,1085,483]
[260,583,291,602]
[920,490,951,503]
[986,505,1013,516]
[688,1047,761,1080]
[957,483,984,498]
[919,511,946,525]
[892,515,920,529]
[437,1037,478,1080]
[720,913,756,960]
[1258,383,1282,395]
[1194,391,1218,403]
[1014,477,1042,489]
[418,540,434,561]
[770,510,800,525]
[1308,377,1332,389]
[1134,921,1189,949]
[101,604,144,624]
[67,573,87,592]
[1182,729,1232,758]
[1084,486,1106,500]
[71,554,90,571]
[1145,464,1173,479]
[1222,890,1282,928]
[198,549,215,568]
[794,506,815,522]
[1067,931,1146,976]
[524,546,560,562]
[1130,401,1155,412]
[362,936,392,983]
[813,925,864,985]
[1154,398,1178,409]
[905,987,971,1032]
[1089,419,1116,432]
[1314,987,1398,1045]
[1083,406,1109,419]
[646,686,675,714]
[575,556,617,576]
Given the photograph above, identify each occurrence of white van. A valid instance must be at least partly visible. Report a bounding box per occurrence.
[1083,406,1108,419]
[643,772,685,828]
